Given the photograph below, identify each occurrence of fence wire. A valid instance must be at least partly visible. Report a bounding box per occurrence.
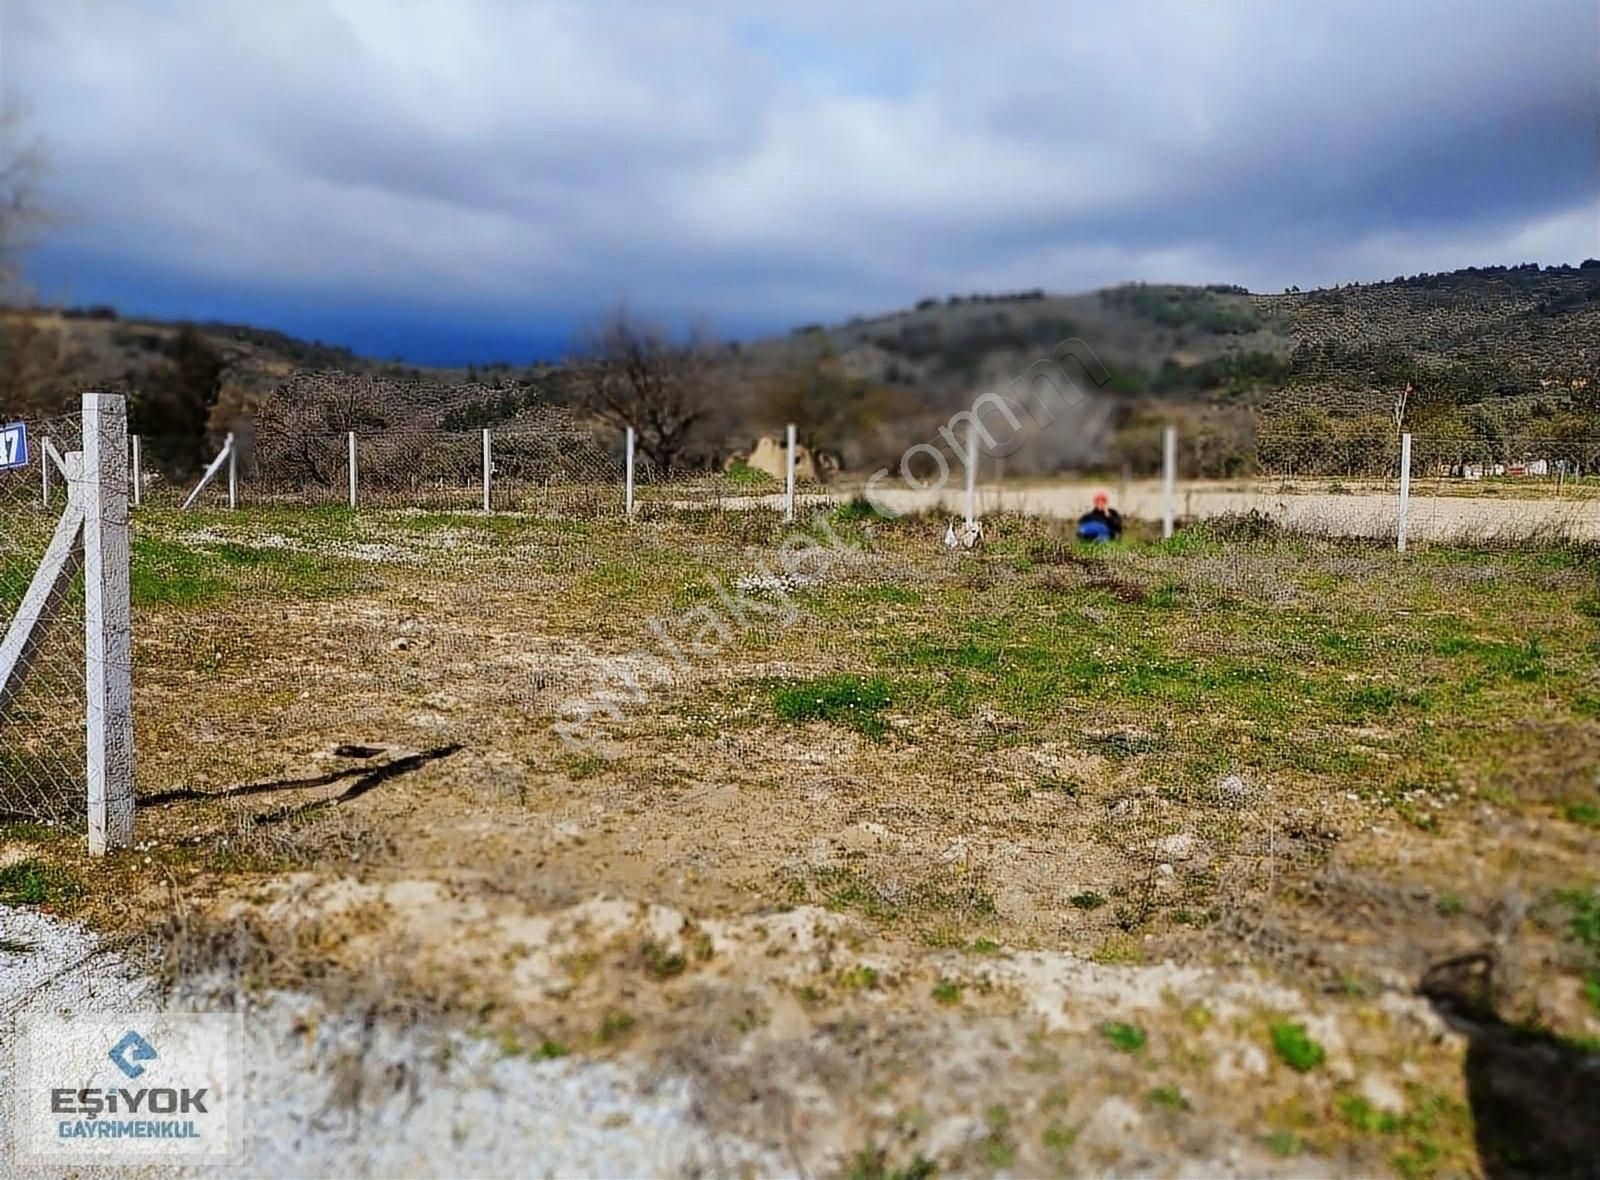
[0,411,87,825]
[1235,431,1600,543]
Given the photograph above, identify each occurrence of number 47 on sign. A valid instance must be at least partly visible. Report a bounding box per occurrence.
[0,423,29,471]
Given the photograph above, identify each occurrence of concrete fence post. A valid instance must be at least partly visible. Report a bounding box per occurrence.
[785,423,797,523]
[130,435,142,508]
[964,422,978,530]
[625,427,636,517]
[1397,431,1413,552]
[1161,424,1177,540]
[347,431,358,509]
[227,435,237,510]
[81,392,135,855]
[179,434,234,511]
[482,428,492,513]
[41,437,51,506]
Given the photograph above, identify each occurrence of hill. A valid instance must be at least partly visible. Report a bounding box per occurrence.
[752,262,1600,413]
[4,261,1596,474]
[726,262,1598,472]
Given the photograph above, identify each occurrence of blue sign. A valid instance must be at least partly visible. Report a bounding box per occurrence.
[0,422,28,471]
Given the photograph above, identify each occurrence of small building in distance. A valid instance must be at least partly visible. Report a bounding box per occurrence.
[726,435,840,482]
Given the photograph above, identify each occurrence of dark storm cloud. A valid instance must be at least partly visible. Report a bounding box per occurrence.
[4,0,1596,358]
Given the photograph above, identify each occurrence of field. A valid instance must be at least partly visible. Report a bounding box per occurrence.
[4,496,1600,1176]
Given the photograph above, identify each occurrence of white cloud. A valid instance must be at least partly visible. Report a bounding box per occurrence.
[5,0,1596,346]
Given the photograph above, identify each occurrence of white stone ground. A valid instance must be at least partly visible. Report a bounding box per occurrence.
[0,906,779,1179]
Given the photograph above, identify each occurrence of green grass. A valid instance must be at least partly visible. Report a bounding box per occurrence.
[803,866,995,930]
[395,511,533,536]
[1336,1089,1475,1179]
[131,534,366,606]
[931,979,962,1006]
[1264,1130,1303,1157]
[1270,1021,1326,1073]
[836,964,880,991]
[980,1105,1015,1169]
[1553,886,1600,957]
[1146,1085,1188,1110]
[642,941,687,980]
[560,752,606,781]
[0,859,83,907]
[1100,1021,1146,1052]
[771,674,893,738]
[1560,800,1600,828]
[1042,1120,1078,1153]
[845,1147,937,1180]
[1550,886,1600,1014]
[831,497,895,526]
[131,536,229,606]
[0,821,71,844]
[729,531,1597,842]
[798,584,923,618]
[596,1009,636,1043]
[723,459,776,489]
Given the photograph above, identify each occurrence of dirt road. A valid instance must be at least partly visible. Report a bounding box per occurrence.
[757,479,1600,542]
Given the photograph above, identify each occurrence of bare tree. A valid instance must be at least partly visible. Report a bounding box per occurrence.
[0,106,71,418]
[0,310,75,419]
[0,106,55,298]
[572,308,715,472]
[253,372,399,486]
[765,341,917,474]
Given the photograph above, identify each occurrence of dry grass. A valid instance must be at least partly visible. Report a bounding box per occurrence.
[3,500,1597,1176]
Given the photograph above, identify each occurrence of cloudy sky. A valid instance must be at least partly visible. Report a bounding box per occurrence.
[4,0,1597,363]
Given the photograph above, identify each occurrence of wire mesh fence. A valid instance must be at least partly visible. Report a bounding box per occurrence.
[0,410,88,825]
[134,396,1600,551]
[1235,431,1600,542]
[0,397,137,847]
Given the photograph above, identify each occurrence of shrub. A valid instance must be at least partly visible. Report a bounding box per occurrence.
[1270,1021,1326,1072]
[1193,510,1283,543]
[1101,1021,1146,1052]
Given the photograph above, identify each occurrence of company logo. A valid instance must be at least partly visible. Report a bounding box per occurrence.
[108,1031,158,1079]
[10,1013,244,1165]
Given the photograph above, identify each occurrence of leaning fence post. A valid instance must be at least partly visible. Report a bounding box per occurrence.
[785,423,797,523]
[1397,431,1413,552]
[482,428,492,513]
[625,427,636,517]
[964,422,978,530]
[81,392,135,855]
[1161,424,1177,539]
[130,435,142,508]
[347,431,358,509]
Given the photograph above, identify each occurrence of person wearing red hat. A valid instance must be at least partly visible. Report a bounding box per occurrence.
[1076,490,1123,542]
